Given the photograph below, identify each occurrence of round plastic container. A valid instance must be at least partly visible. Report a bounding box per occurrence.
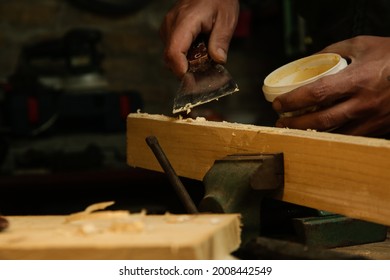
[262,53,348,104]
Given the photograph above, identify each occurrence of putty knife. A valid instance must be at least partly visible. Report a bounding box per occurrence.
[172,37,239,114]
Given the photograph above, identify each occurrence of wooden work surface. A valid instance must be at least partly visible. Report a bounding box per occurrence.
[0,213,241,260]
[333,235,390,260]
[127,113,390,227]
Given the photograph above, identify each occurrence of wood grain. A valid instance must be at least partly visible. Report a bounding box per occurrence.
[127,113,390,226]
[0,214,241,260]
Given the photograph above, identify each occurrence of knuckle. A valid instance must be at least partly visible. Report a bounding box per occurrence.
[309,80,330,102]
[349,35,366,46]
[358,96,380,115]
[316,112,337,130]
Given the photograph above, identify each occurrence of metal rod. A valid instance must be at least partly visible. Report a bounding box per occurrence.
[145,136,199,214]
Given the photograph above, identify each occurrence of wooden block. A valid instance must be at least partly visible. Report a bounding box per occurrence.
[0,213,241,260]
[127,113,390,226]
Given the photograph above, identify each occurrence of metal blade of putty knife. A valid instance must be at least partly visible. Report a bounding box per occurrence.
[172,37,239,114]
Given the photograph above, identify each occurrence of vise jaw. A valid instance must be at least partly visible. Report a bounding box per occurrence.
[199,153,284,243]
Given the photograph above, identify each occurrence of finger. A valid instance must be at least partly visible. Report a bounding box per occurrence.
[159,15,188,77]
[333,113,390,137]
[319,40,354,57]
[160,2,208,78]
[273,67,353,114]
[159,12,173,44]
[275,97,360,132]
[332,120,372,136]
[164,21,201,77]
[318,37,365,65]
[207,8,239,64]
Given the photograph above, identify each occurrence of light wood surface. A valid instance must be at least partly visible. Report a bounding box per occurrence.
[0,213,241,260]
[127,113,390,226]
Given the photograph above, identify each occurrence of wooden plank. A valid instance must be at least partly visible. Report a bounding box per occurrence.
[0,213,241,260]
[127,113,390,226]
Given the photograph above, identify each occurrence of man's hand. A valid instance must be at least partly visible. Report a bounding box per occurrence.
[273,36,390,137]
[160,0,240,78]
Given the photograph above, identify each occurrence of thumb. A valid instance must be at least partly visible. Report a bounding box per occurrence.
[208,36,228,64]
[207,13,238,64]
[319,39,354,58]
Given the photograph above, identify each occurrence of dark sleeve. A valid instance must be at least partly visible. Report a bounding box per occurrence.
[295,0,390,51]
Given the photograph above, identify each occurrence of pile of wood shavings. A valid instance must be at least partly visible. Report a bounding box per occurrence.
[65,201,146,235]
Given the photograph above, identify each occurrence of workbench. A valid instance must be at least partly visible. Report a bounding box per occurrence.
[0,211,241,260]
[332,234,390,259]
[0,214,389,260]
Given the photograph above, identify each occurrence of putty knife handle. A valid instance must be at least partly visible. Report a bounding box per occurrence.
[187,36,210,72]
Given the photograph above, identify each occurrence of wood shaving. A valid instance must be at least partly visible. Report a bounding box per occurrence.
[66,211,131,223]
[64,201,130,223]
[84,201,115,213]
[164,213,193,223]
[74,217,146,236]
[64,202,148,235]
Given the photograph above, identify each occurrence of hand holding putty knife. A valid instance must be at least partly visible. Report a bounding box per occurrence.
[172,35,239,114]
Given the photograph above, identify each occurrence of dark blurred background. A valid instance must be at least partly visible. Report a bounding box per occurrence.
[0,0,308,215]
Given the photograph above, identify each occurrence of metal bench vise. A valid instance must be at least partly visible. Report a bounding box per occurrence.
[145,136,387,251]
[198,153,387,248]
